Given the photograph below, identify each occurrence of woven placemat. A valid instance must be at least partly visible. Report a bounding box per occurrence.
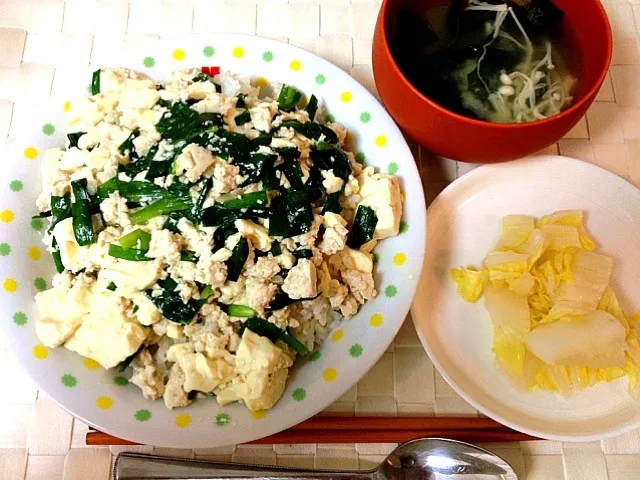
[1,1,640,479]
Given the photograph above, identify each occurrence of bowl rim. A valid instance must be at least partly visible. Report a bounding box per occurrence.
[375,0,613,129]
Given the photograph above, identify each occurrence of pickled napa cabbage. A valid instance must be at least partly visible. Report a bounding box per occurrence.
[450,210,640,398]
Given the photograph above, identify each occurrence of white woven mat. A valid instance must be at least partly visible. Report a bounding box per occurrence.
[1,1,640,479]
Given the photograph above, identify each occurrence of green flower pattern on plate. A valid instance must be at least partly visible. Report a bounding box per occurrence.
[349,344,363,358]
[0,243,10,256]
[360,112,371,123]
[143,57,156,68]
[203,46,215,57]
[292,388,306,401]
[387,162,399,175]
[42,123,55,136]
[262,51,274,62]
[34,277,47,291]
[13,312,27,326]
[61,374,77,387]
[215,413,231,427]
[385,285,398,298]
[9,180,23,192]
[31,217,44,231]
[135,409,152,422]
[315,74,326,85]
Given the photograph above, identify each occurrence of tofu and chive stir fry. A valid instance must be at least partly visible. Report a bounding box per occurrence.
[34,68,402,411]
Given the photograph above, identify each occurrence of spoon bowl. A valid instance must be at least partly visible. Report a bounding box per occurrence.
[114,438,518,479]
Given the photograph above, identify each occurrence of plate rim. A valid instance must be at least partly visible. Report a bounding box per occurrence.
[411,154,640,442]
[3,32,428,447]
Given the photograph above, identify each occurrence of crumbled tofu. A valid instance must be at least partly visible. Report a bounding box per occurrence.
[321,169,344,194]
[246,256,281,279]
[99,258,163,291]
[163,363,192,410]
[318,213,349,255]
[341,270,376,304]
[64,292,149,369]
[215,329,292,410]
[329,247,373,273]
[357,167,402,239]
[245,277,278,316]
[184,305,232,358]
[131,349,165,401]
[339,294,360,318]
[292,215,322,248]
[282,259,317,299]
[167,343,235,393]
[147,230,185,265]
[34,283,92,347]
[236,219,272,251]
[52,218,86,272]
[122,292,161,326]
[328,122,348,146]
[275,247,296,270]
[100,192,130,227]
[249,102,277,132]
[211,161,240,196]
[175,144,215,183]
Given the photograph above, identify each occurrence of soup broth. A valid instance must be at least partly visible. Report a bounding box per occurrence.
[391,0,576,124]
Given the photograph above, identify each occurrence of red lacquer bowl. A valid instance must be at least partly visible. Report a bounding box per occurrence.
[372,0,612,163]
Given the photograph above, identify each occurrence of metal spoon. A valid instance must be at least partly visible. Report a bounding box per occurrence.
[114,438,518,479]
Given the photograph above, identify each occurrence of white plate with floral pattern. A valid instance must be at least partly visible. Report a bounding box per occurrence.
[0,34,426,447]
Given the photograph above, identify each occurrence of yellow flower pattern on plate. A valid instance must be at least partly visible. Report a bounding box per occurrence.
[175,414,192,428]
[84,358,100,369]
[393,253,406,266]
[330,329,344,342]
[369,313,383,327]
[290,60,301,71]
[375,136,387,148]
[232,47,244,58]
[96,396,114,409]
[24,147,38,160]
[32,345,48,360]
[3,278,17,293]
[0,210,14,223]
[28,247,41,261]
[340,91,352,103]
[323,368,337,382]
[172,49,185,61]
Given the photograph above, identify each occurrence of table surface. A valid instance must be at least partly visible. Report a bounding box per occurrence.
[1,0,640,479]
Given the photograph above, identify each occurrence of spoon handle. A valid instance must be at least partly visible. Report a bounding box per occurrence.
[114,453,376,480]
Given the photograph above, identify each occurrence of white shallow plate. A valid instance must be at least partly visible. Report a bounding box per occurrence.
[0,34,426,447]
[412,155,640,442]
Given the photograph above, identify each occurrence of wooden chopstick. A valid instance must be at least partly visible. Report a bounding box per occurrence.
[286,416,508,431]
[86,416,539,445]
